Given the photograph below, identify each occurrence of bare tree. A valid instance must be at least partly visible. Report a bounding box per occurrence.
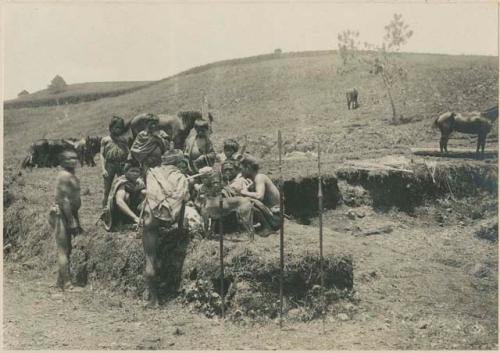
[337,13,413,123]
[336,29,360,73]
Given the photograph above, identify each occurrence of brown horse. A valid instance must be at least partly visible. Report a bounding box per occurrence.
[433,111,492,154]
[124,111,214,150]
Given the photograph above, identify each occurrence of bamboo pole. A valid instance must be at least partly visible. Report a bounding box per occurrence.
[318,142,325,333]
[219,171,225,320]
[278,130,284,329]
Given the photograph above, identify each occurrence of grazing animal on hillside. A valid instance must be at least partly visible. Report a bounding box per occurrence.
[432,111,492,154]
[21,138,78,169]
[346,88,359,110]
[124,111,214,150]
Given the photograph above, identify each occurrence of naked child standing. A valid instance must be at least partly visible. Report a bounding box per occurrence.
[49,150,83,290]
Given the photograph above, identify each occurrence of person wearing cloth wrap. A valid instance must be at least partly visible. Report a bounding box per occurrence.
[184,119,216,175]
[239,155,281,236]
[130,113,170,171]
[100,116,130,208]
[142,149,190,306]
[221,159,252,197]
[101,167,145,231]
[48,150,83,290]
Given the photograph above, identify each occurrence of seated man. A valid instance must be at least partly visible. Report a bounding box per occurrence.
[239,155,281,236]
[221,159,252,197]
[194,170,254,239]
[101,167,145,231]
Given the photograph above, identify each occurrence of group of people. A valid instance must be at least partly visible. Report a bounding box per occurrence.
[49,112,281,292]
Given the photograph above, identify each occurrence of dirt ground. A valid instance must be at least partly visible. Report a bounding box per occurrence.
[4,198,497,350]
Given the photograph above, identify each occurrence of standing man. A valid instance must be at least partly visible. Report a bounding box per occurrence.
[48,149,82,290]
[100,116,130,208]
[239,155,281,236]
[184,120,216,174]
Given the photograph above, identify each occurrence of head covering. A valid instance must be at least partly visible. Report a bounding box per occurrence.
[109,116,125,131]
[241,154,260,172]
[223,138,240,152]
[161,149,185,165]
[145,113,160,124]
[194,119,210,130]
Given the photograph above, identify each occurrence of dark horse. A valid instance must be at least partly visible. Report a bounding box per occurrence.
[124,111,214,150]
[346,88,359,110]
[433,111,492,154]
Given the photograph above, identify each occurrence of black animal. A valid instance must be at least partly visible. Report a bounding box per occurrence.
[21,138,78,169]
[346,88,359,110]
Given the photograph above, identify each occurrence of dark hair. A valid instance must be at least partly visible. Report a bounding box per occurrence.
[58,149,78,163]
[223,139,239,152]
[109,116,125,131]
[241,155,259,171]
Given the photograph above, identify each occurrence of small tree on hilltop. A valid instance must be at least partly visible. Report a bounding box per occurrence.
[336,29,360,73]
[48,75,67,94]
[338,13,413,124]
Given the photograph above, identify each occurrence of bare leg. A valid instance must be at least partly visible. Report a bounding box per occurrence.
[102,171,114,208]
[143,206,159,306]
[55,217,72,290]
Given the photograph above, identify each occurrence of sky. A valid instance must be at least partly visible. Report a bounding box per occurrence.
[3,1,499,100]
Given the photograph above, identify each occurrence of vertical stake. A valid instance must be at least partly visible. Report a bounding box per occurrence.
[219,170,225,320]
[278,130,284,329]
[318,142,325,334]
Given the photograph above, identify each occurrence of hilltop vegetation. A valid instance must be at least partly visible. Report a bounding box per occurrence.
[4,81,153,109]
[4,51,498,167]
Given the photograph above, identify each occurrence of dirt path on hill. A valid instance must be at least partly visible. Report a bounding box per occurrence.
[4,208,497,350]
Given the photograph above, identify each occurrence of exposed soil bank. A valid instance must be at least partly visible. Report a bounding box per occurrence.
[336,158,497,212]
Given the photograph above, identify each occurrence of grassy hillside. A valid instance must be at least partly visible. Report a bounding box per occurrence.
[4,81,153,109]
[4,51,498,168]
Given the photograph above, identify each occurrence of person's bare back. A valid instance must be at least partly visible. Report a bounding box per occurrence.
[251,173,280,208]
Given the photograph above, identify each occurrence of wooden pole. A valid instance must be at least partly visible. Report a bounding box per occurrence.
[201,94,212,134]
[278,130,284,328]
[219,171,225,319]
[318,142,325,333]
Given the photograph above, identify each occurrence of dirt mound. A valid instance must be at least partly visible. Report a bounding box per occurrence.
[3,186,353,321]
[180,226,353,320]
